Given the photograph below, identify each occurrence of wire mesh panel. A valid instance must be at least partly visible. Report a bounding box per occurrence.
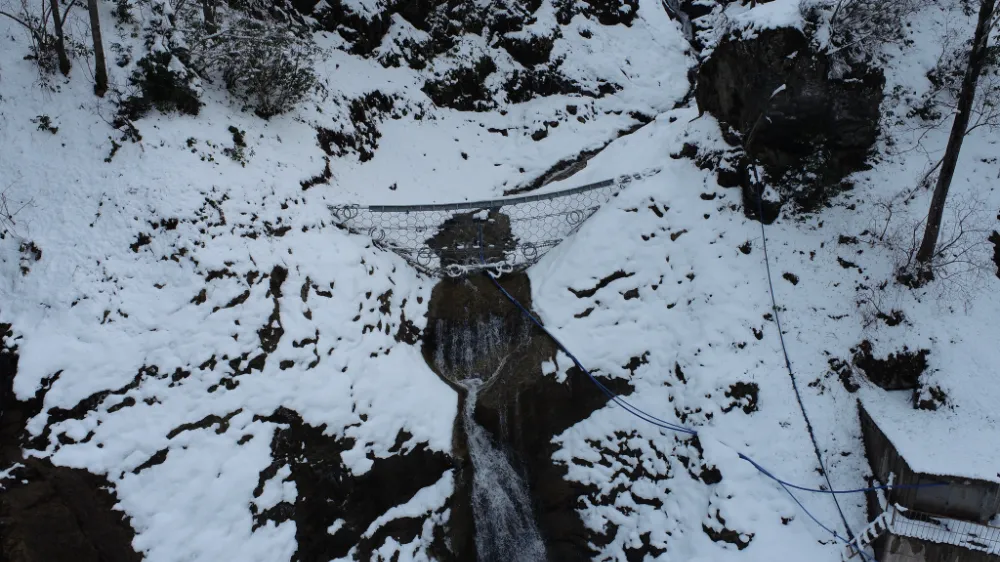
[330,168,661,277]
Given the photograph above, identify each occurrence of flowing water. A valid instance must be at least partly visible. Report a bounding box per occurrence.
[461,378,547,562]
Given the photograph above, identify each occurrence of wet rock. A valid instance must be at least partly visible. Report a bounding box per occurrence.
[424,209,516,274]
[422,273,634,560]
[696,27,883,211]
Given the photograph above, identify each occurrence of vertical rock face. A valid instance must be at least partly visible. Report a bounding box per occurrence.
[422,270,633,560]
[0,325,141,562]
[696,27,884,209]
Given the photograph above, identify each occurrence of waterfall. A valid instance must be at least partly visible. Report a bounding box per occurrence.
[462,378,547,562]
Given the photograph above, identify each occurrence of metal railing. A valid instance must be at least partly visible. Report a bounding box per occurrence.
[891,505,1000,555]
[330,168,661,277]
[847,504,1000,558]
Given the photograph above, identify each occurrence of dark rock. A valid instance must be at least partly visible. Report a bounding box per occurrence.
[313,0,394,55]
[423,209,515,272]
[741,183,781,224]
[696,27,884,210]
[499,32,556,67]
[0,325,141,562]
[568,270,634,298]
[316,91,394,162]
[422,273,634,561]
[252,407,455,561]
[829,357,860,393]
[503,68,589,104]
[422,57,498,112]
[989,231,1000,279]
[662,0,717,51]
[557,0,639,26]
[913,384,947,411]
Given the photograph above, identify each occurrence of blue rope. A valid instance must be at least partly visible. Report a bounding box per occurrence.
[475,224,940,493]
[473,220,944,561]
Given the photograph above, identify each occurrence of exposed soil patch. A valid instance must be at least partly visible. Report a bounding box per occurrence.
[0,325,142,562]
[300,156,332,190]
[568,270,634,298]
[852,340,929,391]
[722,382,759,414]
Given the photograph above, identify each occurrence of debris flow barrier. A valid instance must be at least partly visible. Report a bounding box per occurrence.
[330,168,662,277]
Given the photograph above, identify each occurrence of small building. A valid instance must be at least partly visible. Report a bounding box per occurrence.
[856,397,1000,561]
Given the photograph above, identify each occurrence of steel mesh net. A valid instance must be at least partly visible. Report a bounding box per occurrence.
[330,168,660,277]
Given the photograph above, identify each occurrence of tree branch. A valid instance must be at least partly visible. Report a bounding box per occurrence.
[59,0,78,27]
[0,8,31,28]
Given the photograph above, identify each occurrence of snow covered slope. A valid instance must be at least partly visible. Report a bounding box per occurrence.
[2,0,999,560]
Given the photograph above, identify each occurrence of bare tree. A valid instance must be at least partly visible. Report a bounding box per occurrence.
[1,0,75,74]
[48,0,70,74]
[915,0,998,276]
[86,0,107,96]
[201,0,215,33]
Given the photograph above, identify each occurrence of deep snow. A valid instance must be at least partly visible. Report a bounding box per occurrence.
[1,0,999,560]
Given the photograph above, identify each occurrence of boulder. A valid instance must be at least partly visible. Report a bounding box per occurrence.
[696,27,884,210]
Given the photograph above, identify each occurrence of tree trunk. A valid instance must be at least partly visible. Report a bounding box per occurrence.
[201,0,217,33]
[49,0,71,75]
[915,0,997,267]
[87,0,108,96]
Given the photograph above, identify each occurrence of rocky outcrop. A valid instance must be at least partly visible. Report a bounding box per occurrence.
[423,270,633,560]
[251,407,457,562]
[696,27,884,210]
[0,325,142,562]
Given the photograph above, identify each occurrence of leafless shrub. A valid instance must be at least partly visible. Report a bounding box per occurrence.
[864,191,993,309]
[873,195,993,293]
[1,0,62,74]
[0,181,34,240]
[801,0,929,75]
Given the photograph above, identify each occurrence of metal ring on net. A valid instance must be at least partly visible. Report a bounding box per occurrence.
[444,263,466,278]
[520,242,538,261]
[368,226,387,245]
[491,261,515,276]
[566,209,585,226]
[417,247,435,266]
[332,205,360,221]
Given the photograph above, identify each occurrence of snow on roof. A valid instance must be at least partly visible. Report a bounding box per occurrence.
[859,359,1000,485]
